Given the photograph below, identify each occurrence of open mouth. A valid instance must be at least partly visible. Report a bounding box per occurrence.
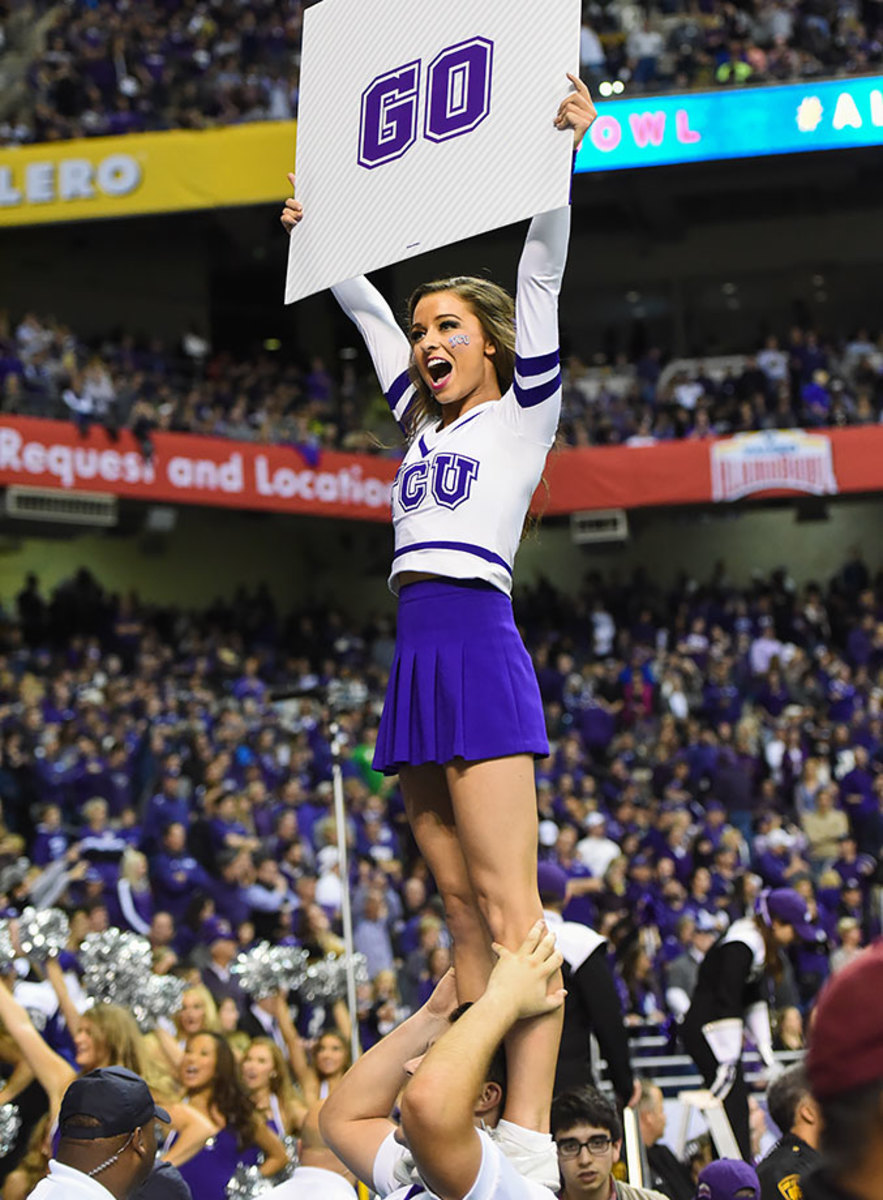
[426,357,452,388]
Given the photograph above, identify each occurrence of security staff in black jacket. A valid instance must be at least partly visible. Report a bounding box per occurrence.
[757,1064,822,1200]
[538,863,637,1106]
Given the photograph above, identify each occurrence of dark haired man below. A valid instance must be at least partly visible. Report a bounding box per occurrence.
[756,1064,821,1200]
[30,1067,169,1200]
[552,1085,668,1200]
[804,942,883,1200]
[321,920,566,1198]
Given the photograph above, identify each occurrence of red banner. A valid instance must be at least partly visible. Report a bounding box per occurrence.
[2,419,883,518]
[542,426,883,513]
[0,418,397,521]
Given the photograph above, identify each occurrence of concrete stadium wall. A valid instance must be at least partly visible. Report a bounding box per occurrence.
[0,493,880,616]
[0,506,395,614]
[516,495,883,595]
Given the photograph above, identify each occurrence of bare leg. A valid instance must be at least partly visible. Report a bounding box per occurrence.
[445,754,562,1134]
[398,763,495,1003]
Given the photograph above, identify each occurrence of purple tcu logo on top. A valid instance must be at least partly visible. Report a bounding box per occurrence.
[398,453,480,511]
[359,38,494,170]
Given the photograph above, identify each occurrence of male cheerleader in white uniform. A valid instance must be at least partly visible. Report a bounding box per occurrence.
[319,921,565,1200]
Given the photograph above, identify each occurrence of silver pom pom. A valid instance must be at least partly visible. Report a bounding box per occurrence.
[80,929,152,1008]
[300,953,369,1003]
[272,1134,299,1182]
[0,1103,21,1157]
[351,952,370,987]
[231,942,308,1000]
[18,907,70,960]
[23,1006,47,1032]
[225,1164,273,1199]
[132,974,186,1032]
[0,921,16,974]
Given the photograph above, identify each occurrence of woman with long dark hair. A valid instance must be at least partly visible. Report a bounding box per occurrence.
[175,1032,288,1200]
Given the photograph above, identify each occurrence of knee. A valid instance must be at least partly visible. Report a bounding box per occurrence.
[437,884,485,945]
[469,876,543,948]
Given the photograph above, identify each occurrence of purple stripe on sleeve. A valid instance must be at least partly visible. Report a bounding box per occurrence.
[513,372,562,409]
[393,540,512,574]
[386,368,414,413]
[515,348,560,376]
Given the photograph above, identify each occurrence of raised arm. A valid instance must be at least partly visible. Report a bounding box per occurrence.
[400,923,564,1200]
[319,969,457,1188]
[281,172,415,430]
[45,956,83,1041]
[160,1102,214,1168]
[503,76,596,447]
[0,975,75,1116]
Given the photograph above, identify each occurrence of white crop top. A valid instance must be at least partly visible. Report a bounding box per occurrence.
[331,206,571,597]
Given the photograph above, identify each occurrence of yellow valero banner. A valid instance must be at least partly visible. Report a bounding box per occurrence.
[0,121,297,226]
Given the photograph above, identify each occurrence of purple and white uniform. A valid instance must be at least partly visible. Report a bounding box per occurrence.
[332,206,570,598]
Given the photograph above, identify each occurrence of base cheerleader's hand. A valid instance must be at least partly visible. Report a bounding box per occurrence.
[554,74,597,150]
[280,172,303,234]
[486,921,566,1022]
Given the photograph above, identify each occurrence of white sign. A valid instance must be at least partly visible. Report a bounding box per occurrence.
[285,0,580,303]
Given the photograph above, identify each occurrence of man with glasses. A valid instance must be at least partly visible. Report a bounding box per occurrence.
[551,1086,668,1200]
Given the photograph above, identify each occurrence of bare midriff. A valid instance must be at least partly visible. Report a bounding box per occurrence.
[397,571,446,588]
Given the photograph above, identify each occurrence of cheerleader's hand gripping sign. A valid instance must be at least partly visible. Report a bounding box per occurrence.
[285,0,581,303]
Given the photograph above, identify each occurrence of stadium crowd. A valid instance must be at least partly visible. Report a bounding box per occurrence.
[0,552,877,1188]
[2,310,883,453]
[0,553,880,1031]
[1,0,882,146]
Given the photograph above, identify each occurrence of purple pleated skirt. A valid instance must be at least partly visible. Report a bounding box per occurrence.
[373,579,549,775]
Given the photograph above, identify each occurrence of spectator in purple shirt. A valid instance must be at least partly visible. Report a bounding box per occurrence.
[208,847,252,929]
[31,803,69,866]
[232,656,267,703]
[141,773,190,853]
[76,797,128,894]
[151,821,212,921]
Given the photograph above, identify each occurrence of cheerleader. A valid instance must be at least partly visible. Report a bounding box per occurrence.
[282,75,597,1159]
[288,1029,351,1106]
[681,887,817,1157]
[241,1037,306,1136]
[174,1032,288,1200]
[0,965,211,1169]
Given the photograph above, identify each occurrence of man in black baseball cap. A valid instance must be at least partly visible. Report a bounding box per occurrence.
[29,1067,170,1200]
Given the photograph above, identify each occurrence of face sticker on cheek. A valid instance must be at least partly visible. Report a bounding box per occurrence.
[449,334,470,348]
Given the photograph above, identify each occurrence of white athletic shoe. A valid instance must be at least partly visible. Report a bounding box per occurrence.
[486,1120,560,1191]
